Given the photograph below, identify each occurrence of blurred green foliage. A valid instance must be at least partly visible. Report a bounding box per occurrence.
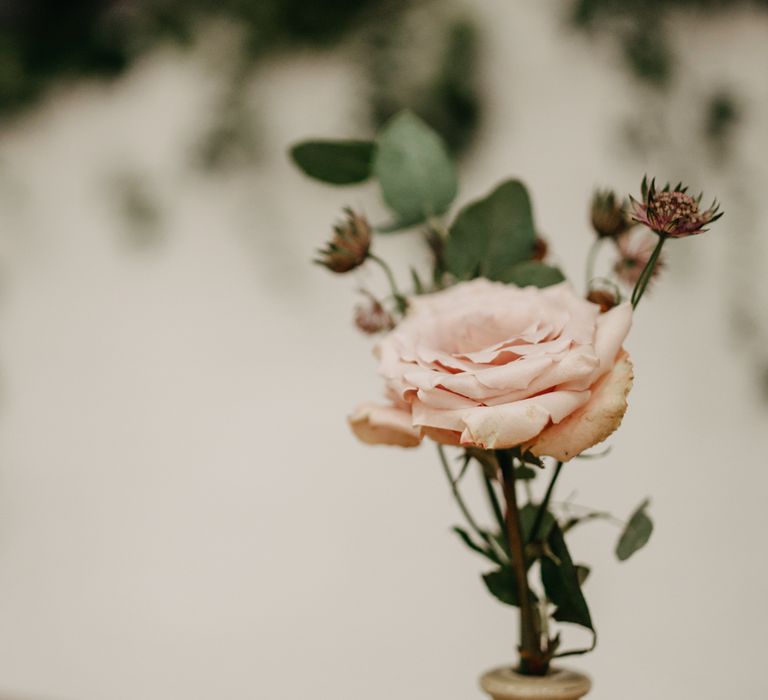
[0,0,389,115]
[0,0,482,159]
[571,0,768,86]
[368,18,481,155]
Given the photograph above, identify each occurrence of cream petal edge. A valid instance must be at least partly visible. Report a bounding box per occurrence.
[348,403,422,448]
[525,350,634,462]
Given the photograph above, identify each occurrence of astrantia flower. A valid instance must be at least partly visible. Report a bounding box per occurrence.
[629,178,722,238]
[350,279,634,461]
[613,230,665,288]
[315,208,371,273]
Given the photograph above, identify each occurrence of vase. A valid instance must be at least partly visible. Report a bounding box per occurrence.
[480,666,591,700]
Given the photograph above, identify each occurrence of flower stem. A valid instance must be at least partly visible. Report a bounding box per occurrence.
[497,450,548,676]
[482,470,508,552]
[585,238,603,290]
[630,234,667,309]
[438,445,507,563]
[528,461,563,544]
[369,253,408,315]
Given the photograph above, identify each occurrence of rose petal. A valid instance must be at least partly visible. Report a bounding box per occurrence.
[415,387,479,410]
[483,348,599,405]
[592,302,633,379]
[403,355,553,401]
[526,351,634,461]
[348,402,422,448]
[421,426,463,446]
[458,390,591,450]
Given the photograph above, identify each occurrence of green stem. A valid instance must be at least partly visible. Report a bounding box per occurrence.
[482,470,508,552]
[631,234,667,309]
[585,238,603,290]
[438,445,507,563]
[528,461,564,544]
[498,450,547,676]
[369,253,407,315]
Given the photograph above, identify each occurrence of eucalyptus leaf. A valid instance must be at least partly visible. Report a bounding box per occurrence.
[499,261,566,288]
[464,447,498,479]
[520,503,556,544]
[290,140,375,184]
[541,523,594,631]
[575,565,591,586]
[514,465,538,481]
[616,499,653,561]
[452,526,500,564]
[540,522,594,631]
[373,111,457,229]
[519,450,545,468]
[444,179,537,281]
[482,566,537,607]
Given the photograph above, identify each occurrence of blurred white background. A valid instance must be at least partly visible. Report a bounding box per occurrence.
[0,1,767,699]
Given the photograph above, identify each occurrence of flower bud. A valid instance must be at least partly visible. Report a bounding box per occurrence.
[586,287,619,313]
[613,230,664,288]
[629,177,723,238]
[316,208,371,273]
[590,189,632,239]
[354,297,395,335]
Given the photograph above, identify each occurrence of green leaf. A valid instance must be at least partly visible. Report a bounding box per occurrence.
[519,450,545,468]
[444,179,537,281]
[410,267,425,294]
[464,447,498,479]
[290,140,375,185]
[616,499,653,562]
[575,565,591,586]
[499,261,566,288]
[373,111,457,229]
[514,465,538,481]
[520,503,556,544]
[482,566,537,607]
[540,522,594,631]
[488,530,509,559]
[452,526,500,564]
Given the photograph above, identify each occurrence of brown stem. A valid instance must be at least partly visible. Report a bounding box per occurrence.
[497,450,549,676]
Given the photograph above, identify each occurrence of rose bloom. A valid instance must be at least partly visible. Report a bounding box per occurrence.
[349,279,634,461]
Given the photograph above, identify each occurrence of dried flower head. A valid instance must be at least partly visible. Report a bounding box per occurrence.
[629,177,723,238]
[590,189,632,239]
[587,286,619,313]
[354,295,395,335]
[316,208,371,273]
[614,230,665,288]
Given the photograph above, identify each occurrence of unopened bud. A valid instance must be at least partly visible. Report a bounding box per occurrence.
[315,208,371,273]
[591,189,632,239]
[354,297,395,335]
[587,287,619,313]
[614,230,665,287]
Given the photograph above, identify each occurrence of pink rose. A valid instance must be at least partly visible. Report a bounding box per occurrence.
[349,279,634,461]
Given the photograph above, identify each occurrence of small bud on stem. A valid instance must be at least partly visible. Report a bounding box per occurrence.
[590,189,632,239]
[315,208,372,273]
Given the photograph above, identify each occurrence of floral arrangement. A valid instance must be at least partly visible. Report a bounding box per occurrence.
[289,112,722,676]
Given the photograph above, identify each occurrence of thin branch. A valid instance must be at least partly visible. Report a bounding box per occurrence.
[437,445,507,562]
[528,461,564,544]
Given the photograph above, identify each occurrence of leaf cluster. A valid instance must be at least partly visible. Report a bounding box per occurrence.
[291,111,564,290]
